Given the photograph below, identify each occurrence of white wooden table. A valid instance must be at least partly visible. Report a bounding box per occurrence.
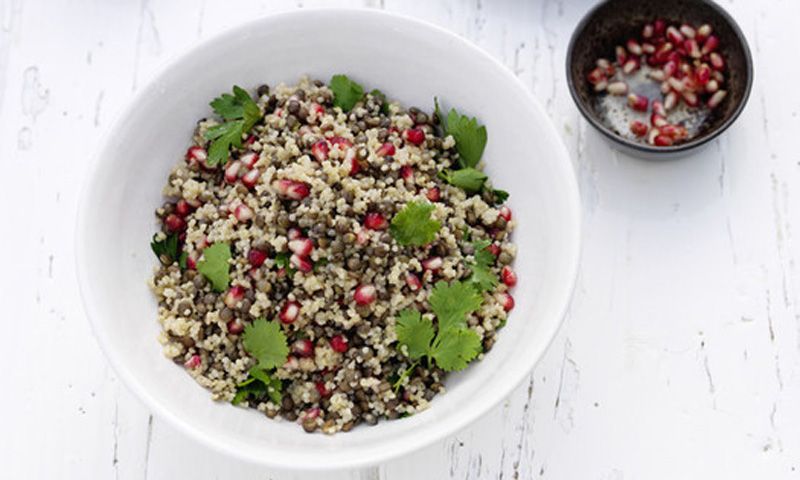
[3,0,799,478]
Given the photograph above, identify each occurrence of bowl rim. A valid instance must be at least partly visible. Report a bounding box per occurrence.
[565,0,754,155]
[76,7,582,470]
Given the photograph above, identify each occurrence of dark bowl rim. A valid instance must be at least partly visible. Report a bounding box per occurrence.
[565,0,754,155]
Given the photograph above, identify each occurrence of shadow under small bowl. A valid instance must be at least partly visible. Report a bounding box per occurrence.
[566,0,753,159]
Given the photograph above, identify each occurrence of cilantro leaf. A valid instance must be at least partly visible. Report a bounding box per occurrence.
[232,367,282,405]
[330,74,364,112]
[446,108,487,169]
[242,318,289,370]
[395,309,434,360]
[466,240,498,293]
[390,201,441,247]
[471,239,495,267]
[431,327,481,371]
[197,242,231,292]
[439,168,488,193]
[491,189,509,204]
[429,280,483,332]
[204,86,262,166]
[151,233,179,264]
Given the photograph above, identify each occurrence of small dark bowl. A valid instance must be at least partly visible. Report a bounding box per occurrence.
[566,0,753,158]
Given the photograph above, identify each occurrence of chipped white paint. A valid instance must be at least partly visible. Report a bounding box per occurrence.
[2,0,799,478]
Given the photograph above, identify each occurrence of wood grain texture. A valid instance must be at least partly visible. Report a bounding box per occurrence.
[1,0,798,478]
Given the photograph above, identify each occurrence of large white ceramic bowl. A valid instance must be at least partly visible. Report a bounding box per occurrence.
[76,9,580,470]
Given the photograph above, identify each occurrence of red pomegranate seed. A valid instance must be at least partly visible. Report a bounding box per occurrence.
[329,136,353,149]
[666,26,684,44]
[626,38,643,55]
[186,253,197,270]
[274,179,310,200]
[596,58,615,76]
[310,103,325,122]
[607,81,628,96]
[290,254,312,273]
[695,64,712,85]
[499,205,512,222]
[652,100,666,117]
[622,57,640,75]
[667,77,685,93]
[224,160,243,184]
[315,381,330,397]
[705,79,720,93]
[647,128,660,145]
[227,319,244,335]
[701,35,719,55]
[709,52,725,71]
[364,212,388,230]
[498,293,515,312]
[627,93,648,112]
[287,228,302,241]
[184,354,201,369]
[685,39,701,59]
[248,249,268,267]
[681,90,699,107]
[292,339,314,358]
[186,146,208,165]
[241,168,261,189]
[240,152,258,168]
[330,335,349,353]
[501,266,518,287]
[175,199,193,217]
[488,244,501,257]
[405,272,422,291]
[651,113,668,128]
[345,149,360,176]
[164,214,186,232]
[664,91,679,111]
[594,79,609,92]
[405,128,425,146]
[587,67,605,86]
[376,142,396,157]
[422,256,443,271]
[642,23,654,39]
[354,284,377,305]
[630,120,648,137]
[679,24,696,39]
[304,407,320,420]
[708,90,728,108]
[652,42,674,64]
[426,187,441,202]
[653,18,667,36]
[615,45,628,65]
[311,140,329,161]
[654,134,674,146]
[642,42,656,54]
[399,165,414,181]
[233,203,254,222]
[660,125,688,140]
[279,301,300,324]
[224,286,245,308]
[662,60,678,79]
[288,238,314,257]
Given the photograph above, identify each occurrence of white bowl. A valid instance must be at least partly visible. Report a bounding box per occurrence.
[76,9,580,470]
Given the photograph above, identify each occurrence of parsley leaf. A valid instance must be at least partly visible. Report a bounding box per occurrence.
[466,239,498,293]
[438,168,488,193]
[429,280,483,332]
[395,309,434,360]
[446,108,488,169]
[390,201,441,247]
[151,233,179,264]
[491,189,509,204]
[197,242,231,292]
[204,86,262,166]
[242,318,289,371]
[330,74,364,112]
[432,327,482,371]
[232,367,282,405]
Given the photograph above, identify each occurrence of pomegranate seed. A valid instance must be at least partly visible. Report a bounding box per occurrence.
[184,354,201,369]
[695,64,712,85]
[364,212,388,230]
[651,113,668,127]
[607,81,628,96]
[664,91,679,111]
[615,45,628,65]
[685,39,701,59]
[290,254,312,273]
[292,339,314,358]
[594,79,609,92]
[186,254,197,270]
[186,146,208,165]
[626,39,643,56]
[241,168,261,189]
[227,319,244,335]
[287,228,302,241]
[660,124,688,140]
[329,136,353,149]
[652,42,674,64]
[652,100,666,117]
[330,335,349,353]
[666,26,684,44]
[709,52,725,71]
[642,23,654,39]
[488,244,501,257]
[224,160,243,184]
[164,214,186,232]
[708,90,728,108]
[679,24,696,39]
[311,140,329,161]
[422,256,443,271]
[405,272,422,291]
[712,70,725,83]
[376,142,396,157]
[426,187,441,202]
[696,24,713,42]
[641,42,656,54]
[596,58,615,76]
[705,79,720,93]
[681,90,699,107]
[309,103,325,122]
[501,266,517,287]
[303,407,320,421]
[399,165,413,181]
[653,18,667,36]
[315,381,330,397]
[224,286,245,308]
[627,93,648,112]
[405,128,426,146]
[274,179,310,200]
[667,77,685,93]
[240,152,258,168]
[288,238,314,257]
[587,67,606,85]
[498,293,515,312]
[234,203,254,222]
[354,284,377,306]
[279,301,300,324]
[654,134,674,146]
[630,120,648,137]
[248,249,268,267]
[662,60,678,79]
[647,128,660,145]
[622,57,640,75]
[175,199,193,217]
[702,35,719,55]
[499,205,512,222]
[345,149,360,175]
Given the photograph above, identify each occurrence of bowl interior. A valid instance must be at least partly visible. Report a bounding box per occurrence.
[568,0,752,152]
[78,10,580,469]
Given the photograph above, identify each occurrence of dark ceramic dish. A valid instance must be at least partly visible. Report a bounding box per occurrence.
[566,0,753,158]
